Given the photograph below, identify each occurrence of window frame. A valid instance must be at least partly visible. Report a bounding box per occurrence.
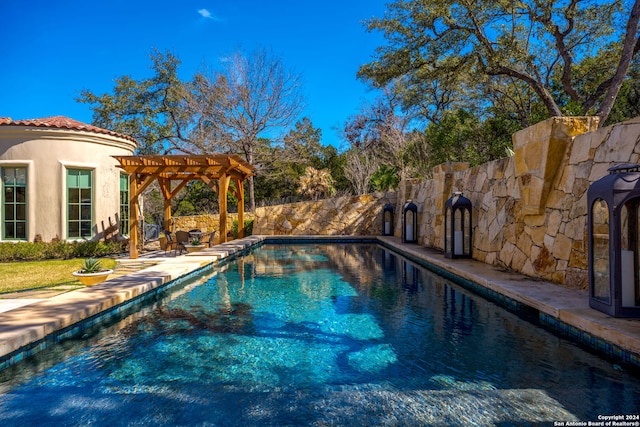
[119,173,130,237]
[2,166,28,241]
[66,168,94,240]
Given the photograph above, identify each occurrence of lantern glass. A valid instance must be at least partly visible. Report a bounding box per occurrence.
[591,198,610,303]
[406,210,414,240]
[384,211,391,234]
[445,207,451,253]
[620,200,640,307]
[454,209,463,255]
[463,209,471,255]
[382,204,394,236]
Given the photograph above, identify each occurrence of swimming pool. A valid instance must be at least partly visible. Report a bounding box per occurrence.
[1,243,639,426]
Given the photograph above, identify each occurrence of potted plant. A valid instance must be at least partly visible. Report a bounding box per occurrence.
[184,237,206,253]
[72,258,114,286]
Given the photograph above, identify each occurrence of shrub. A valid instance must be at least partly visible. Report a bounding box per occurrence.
[0,240,126,262]
[231,219,254,238]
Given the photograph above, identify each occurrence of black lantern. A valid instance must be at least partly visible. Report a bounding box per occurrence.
[444,191,472,259]
[402,200,418,243]
[382,203,394,236]
[587,163,640,318]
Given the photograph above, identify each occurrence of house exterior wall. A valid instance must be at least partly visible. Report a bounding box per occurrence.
[0,126,136,241]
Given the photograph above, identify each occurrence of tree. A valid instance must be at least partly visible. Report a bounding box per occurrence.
[343,149,379,195]
[343,86,416,185]
[283,117,325,169]
[252,118,347,205]
[359,0,640,126]
[318,145,350,193]
[78,50,188,154]
[297,167,335,201]
[185,48,305,211]
[370,164,401,192]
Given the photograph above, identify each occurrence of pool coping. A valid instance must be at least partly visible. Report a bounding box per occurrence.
[1,235,639,370]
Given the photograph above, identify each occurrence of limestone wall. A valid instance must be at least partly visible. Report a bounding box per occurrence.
[402,116,640,289]
[253,192,397,235]
[172,213,255,235]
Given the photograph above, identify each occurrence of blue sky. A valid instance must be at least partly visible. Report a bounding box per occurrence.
[0,0,389,149]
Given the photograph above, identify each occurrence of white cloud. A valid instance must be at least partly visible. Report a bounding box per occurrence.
[198,8,215,19]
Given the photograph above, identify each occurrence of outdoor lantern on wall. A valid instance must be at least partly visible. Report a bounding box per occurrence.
[444,191,473,259]
[587,163,640,318]
[382,203,394,236]
[402,200,418,243]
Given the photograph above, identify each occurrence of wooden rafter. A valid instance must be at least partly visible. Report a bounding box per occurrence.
[113,154,255,258]
[113,155,253,181]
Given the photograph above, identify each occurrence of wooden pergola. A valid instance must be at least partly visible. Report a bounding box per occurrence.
[113,154,255,259]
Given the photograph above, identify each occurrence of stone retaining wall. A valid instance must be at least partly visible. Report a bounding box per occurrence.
[253,192,396,236]
[250,116,640,290]
[172,213,255,235]
[401,116,640,289]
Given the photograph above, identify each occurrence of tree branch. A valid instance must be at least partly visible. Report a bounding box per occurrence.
[596,0,640,123]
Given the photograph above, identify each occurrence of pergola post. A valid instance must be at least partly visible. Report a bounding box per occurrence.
[129,176,140,259]
[235,178,245,238]
[160,178,172,233]
[218,173,230,243]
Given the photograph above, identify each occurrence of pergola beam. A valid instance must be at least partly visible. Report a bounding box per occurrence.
[114,154,255,258]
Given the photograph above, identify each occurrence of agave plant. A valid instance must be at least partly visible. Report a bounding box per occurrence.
[190,237,201,246]
[80,258,103,274]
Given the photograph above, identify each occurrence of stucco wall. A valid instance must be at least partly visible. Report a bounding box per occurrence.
[0,126,136,241]
[251,116,640,290]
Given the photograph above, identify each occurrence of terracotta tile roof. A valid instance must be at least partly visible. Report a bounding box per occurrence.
[0,116,137,144]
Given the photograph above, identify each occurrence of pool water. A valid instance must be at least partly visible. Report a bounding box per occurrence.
[1,243,639,426]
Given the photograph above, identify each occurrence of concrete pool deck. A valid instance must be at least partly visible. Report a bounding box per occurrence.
[1,235,639,368]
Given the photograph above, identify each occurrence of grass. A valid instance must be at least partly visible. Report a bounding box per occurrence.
[0,258,117,294]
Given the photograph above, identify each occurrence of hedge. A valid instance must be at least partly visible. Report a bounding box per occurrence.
[0,240,126,262]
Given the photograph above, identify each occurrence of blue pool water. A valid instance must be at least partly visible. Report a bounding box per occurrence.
[1,243,639,426]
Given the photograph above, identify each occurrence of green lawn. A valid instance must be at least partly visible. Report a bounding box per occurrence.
[0,258,117,293]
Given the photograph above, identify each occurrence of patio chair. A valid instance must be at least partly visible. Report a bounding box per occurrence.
[202,230,217,248]
[160,231,178,256]
[175,230,190,254]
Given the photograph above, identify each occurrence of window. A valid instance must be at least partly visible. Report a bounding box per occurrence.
[120,174,129,236]
[2,167,27,240]
[67,169,93,239]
